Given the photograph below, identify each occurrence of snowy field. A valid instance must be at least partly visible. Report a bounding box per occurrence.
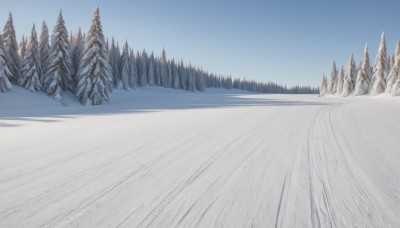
[1,87,400,227]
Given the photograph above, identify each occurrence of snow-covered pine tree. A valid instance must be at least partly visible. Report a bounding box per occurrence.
[109,38,121,88]
[354,44,372,96]
[119,40,130,90]
[20,24,41,92]
[326,60,337,94]
[370,32,388,95]
[386,40,400,93]
[187,65,196,92]
[172,59,180,89]
[147,52,155,86]
[167,60,173,87]
[139,50,148,86]
[105,38,109,54]
[70,28,84,86]
[195,68,205,91]
[116,42,121,84]
[39,21,50,84]
[128,48,137,89]
[160,48,168,87]
[335,66,344,95]
[319,74,327,96]
[342,53,357,96]
[179,59,187,90]
[43,11,73,100]
[154,56,161,86]
[75,7,112,105]
[2,13,21,84]
[0,34,12,92]
[18,36,27,62]
[391,74,400,96]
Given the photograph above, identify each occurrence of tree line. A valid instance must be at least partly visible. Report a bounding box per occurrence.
[320,32,400,97]
[0,8,318,105]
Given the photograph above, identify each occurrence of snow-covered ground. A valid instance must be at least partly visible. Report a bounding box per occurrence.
[1,87,400,227]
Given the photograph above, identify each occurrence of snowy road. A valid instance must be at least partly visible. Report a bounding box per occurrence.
[1,88,400,227]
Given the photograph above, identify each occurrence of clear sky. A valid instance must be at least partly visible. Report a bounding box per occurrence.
[1,0,400,86]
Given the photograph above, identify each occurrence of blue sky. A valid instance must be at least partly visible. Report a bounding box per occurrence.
[1,0,400,86]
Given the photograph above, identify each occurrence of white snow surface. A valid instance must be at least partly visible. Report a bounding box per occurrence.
[1,87,400,227]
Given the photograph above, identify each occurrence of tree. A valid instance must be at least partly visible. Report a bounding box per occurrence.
[319,74,327,96]
[172,59,180,89]
[75,7,112,105]
[187,65,196,92]
[354,44,372,96]
[326,60,337,94]
[154,56,161,86]
[0,34,12,92]
[18,36,27,62]
[139,49,148,86]
[119,40,130,90]
[370,32,388,95]
[195,68,205,91]
[386,40,400,94]
[179,59,187,90]
[128,48,137,89]
[43,11,73,101]
[147,52,155,86]
[342,53,357,96]
[109,38,121,88]
[160,48,168,87]
[167,60,173,87]
[2,13,21,84]
[20,24,41,92]
[70,28,84,86]
[335,66,344,95]
[39,21,50,84]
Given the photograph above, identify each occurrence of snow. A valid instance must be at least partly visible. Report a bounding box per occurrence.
[1,87,400,227]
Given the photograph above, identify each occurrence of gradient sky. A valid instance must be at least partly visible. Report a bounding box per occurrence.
[1,0,400,86]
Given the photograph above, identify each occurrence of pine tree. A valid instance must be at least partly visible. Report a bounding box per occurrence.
[370,32,388,95]
[342,53,357,96]
[75,7,112,105]
[70,28,84,86]
[354,44,372,96]
[391,75,400,96]
[179,59,187,90]
[326,60,337,94]
[119,40,130,90]
[167,60,173,87]
[187,65,195,92]
[0,34,12,92]
[319,74,327,96]
[109,38,121,88]
[2,13,21,84]
[128,48,137,88]
[335,66,344,95]
[43,11,73,100]
[20,24,41,92]
[147,52,155,86]
[139,49,148,86]
[154,56,161,86]
[39,21,50,84]
[172,59,180,89]
[386,40,400,93]
[18,36,27,62]
[160,48,168,87]
[195,68,205,91]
